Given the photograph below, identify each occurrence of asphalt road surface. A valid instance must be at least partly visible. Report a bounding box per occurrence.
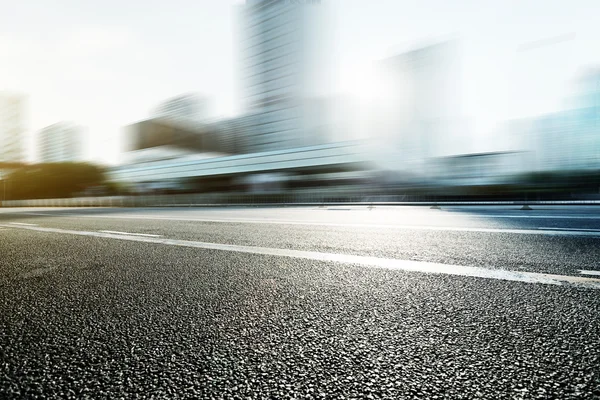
[1,205,599,399]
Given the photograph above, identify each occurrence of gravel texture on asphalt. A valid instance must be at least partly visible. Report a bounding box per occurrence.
[1,224,600,399]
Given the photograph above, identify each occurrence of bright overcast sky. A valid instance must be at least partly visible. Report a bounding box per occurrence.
[1,0,599,164]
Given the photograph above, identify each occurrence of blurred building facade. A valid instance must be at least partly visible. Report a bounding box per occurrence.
[152,94,210,125]
[38,122,85,163]
[373,41,461,174]
[110,141,373,192]
[209,115,253,155]
[508,68,600,172]
[122,118,227,165]
[238,0,331,153]
[429,151,529,187]
[0,92,26,162]
[570,68,600,169]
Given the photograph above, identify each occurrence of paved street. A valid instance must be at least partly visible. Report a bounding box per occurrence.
[1,205,600,399]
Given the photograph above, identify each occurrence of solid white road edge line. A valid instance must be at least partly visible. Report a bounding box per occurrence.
[2,223,600,289]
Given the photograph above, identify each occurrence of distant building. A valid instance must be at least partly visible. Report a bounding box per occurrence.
[38,122,85,163]
[238,0,330,153]
[0,92,26,162]
[152,94,209,125]
[570,68,600,169]
[209,115,254,155]
[374,41,461,169]
[110,141,372,190]
[429,151,529,186]
[122,118,225,164]
[575,67,600,116]
[509,68,600,172]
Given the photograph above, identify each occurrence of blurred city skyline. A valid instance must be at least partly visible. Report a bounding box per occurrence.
[1,0,600,164]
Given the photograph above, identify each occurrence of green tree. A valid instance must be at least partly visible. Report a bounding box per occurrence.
[6,163,107,200]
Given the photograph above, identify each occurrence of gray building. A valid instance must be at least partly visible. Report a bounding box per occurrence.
[121,118,226,165]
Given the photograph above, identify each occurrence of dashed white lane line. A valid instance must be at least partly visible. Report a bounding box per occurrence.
[99,230,162,237]
[579,270,600,276]
[2,223,600,289]
[8,222,38,226]
[9,213,600,238]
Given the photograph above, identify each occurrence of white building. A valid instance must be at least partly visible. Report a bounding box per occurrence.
[153,94,209,125]
[0,92,26,162]
[38,122,85,163]
[238,0,330,153]
[372,41,462,172]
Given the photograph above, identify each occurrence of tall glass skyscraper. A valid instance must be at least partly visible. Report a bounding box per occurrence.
[238,0,328,153]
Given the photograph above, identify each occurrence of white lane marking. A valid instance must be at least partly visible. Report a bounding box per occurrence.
[579,270,600,276]
[9,213,600,238]
[8,222,38,226]
[99,230,162,237]
[2,223,600,289]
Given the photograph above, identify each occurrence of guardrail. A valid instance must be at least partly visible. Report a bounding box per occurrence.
[2,194,600,208]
